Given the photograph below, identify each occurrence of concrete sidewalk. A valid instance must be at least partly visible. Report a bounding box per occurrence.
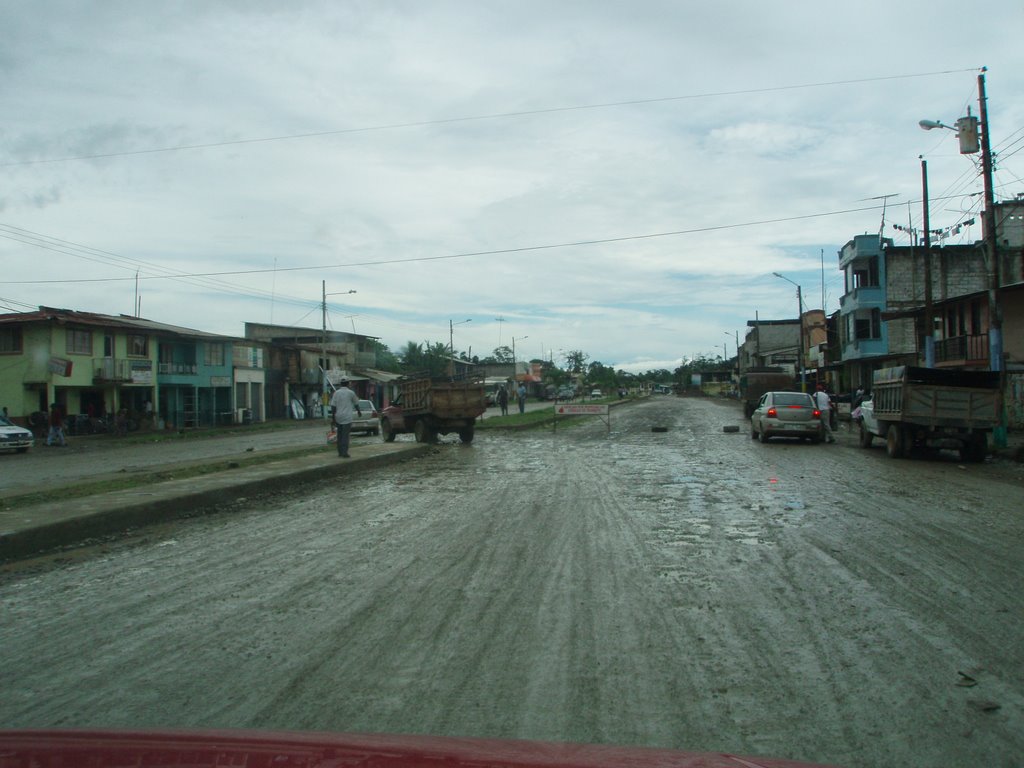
[1,441,431,563]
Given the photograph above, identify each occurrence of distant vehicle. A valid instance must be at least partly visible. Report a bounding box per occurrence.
[740,367,795,418]
[0,414,35,453]
[856,366,999,461]
[381,376,487,444]
[555,386,575,401]
[750,391,822,443]
[589,389,602,398]
[351,400,380,436]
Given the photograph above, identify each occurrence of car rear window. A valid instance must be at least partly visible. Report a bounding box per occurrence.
[774,393,812,406]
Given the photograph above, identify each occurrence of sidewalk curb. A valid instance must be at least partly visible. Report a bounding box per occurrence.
[1,443,431,563]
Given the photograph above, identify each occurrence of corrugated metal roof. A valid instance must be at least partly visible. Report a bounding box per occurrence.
[0,307,242,341]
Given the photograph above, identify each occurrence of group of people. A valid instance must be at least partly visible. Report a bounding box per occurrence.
[494,383,527,416]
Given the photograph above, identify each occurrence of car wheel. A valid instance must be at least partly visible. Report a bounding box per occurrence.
[758,428,769,444]
[750,422,758,439]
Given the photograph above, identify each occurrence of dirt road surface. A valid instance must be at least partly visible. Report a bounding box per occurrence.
[2,397,1023,768]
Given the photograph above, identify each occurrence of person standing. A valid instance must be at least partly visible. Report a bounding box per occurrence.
[517,383,527,414]
[497,385,509,416]
[46,403,67,447]
[329,378,361,458]
[814,384,835,444]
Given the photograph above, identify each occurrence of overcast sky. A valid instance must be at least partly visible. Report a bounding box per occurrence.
[3,1,1022,372]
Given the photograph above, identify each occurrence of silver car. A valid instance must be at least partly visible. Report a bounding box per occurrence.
[351,399,380,436]
[750,391,823,444]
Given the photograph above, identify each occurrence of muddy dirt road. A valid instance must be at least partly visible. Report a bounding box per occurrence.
[2,397,1023,767]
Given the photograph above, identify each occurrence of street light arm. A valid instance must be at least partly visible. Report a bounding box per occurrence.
[918,119,954,131]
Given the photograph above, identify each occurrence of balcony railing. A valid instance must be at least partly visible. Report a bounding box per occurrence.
[158,362,198,376]
[93,358,132,383]
[935,334,989,365]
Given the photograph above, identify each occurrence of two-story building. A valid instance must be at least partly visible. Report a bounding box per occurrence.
[244,323,378,419]
[0,307,257,430]
[0,307,159,426]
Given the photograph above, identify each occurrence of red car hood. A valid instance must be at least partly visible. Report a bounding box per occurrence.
[0,729,841,768]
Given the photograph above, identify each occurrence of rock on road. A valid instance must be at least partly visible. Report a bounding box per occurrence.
[2,397,1023,768]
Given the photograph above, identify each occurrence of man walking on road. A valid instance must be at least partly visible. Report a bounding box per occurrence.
[814,383,835,444]
[329,378,361,458]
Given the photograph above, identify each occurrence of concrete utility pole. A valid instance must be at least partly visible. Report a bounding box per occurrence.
[921,158,935,368]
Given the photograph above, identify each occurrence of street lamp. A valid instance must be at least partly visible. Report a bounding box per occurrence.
[511,335,528,383]
[449,319,471,378]
[772,272,806,392]
[920,68,1005,446]
[321,282,357,415]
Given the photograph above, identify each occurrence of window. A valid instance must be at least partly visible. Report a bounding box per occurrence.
[128,334,148,357]
[67,329,93,355]
[852,310,881,341]
[0,327,23,353]
[204,343,225,366]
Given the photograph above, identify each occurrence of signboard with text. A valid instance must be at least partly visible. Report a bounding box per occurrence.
[555,404,609,415]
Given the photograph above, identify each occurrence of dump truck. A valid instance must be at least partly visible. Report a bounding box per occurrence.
[380,375,487,444]
[739,367,796,418]
[857,365,1000,461]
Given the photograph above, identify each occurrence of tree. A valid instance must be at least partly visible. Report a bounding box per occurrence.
[369,340,400,373]
[563,349,588,376]
[491,345,513,363]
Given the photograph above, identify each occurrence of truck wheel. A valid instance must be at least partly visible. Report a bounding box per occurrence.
[885,424,903,458]
[960,433,987,463]
[381,419,396,443]
[458,426,475,444]
[859,422,873,448]
[414,420,437,444]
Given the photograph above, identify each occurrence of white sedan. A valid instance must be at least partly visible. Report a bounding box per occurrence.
[0,414,35,453]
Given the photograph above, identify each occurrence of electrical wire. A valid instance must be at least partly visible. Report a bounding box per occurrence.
[4,200,941,286]
[1,68,982,168]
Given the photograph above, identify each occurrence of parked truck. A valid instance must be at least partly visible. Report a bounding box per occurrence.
[380,375,487,444]
[739,367,796,418]
[857,365,1000,461]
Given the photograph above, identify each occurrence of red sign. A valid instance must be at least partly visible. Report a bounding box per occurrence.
[48,357,73,377]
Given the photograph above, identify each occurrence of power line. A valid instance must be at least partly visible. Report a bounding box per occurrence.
[5,202,906,285]
[2,68,981,168]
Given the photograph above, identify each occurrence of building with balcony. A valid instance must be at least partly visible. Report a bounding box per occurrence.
[244,322,378,419]
[0,307,247,430]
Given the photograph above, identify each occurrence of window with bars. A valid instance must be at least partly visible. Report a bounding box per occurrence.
[204,343,225,366]
[0,327,23,353]
[67,328,93,355]
[128,334,148,357]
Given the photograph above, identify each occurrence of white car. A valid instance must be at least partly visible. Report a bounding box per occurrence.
[0,414,35,453]
[589,389,602,398]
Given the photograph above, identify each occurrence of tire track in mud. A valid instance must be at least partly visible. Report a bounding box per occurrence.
[3,398,1023,768]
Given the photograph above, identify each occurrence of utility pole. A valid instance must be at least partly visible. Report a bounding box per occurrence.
[977,70,1006,447]
[797,285,806,392]
[921,158,935,367]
